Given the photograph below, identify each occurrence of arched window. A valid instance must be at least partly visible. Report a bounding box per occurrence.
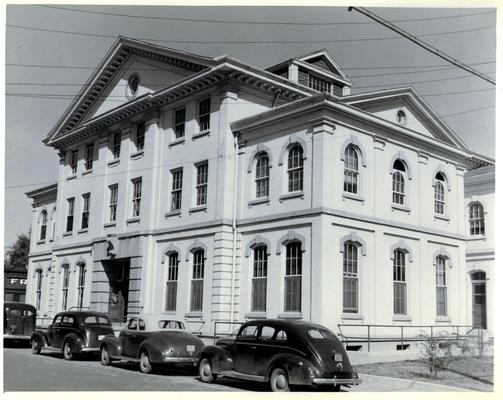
[165,252,179,312]
[287,145,303,192]
[77,263,86,309]
[435,256,447,316]
[392,160,406,205]
[343,242,359,313]
[344,145,359,194]
[40,210,47,241]
[190,249,205,311]
[393,250,407,315]
[469,202,485,235]
[35,269,43,311]
[255,153,270,198]
[285,241,302,312]
[434,173,446,215]
[61,265,70,310]
[252,245,268,312]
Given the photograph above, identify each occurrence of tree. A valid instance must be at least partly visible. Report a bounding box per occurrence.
[4,234,30,271]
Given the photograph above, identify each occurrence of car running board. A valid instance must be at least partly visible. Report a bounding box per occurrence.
[220,371,267,382]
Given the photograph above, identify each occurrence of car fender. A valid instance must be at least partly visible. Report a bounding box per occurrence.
[101,335,122,358]
[62,333,85,354]
[265,353,315,385]
[30,330,49,347]
[198,345,233,373]
[137,339,164,364]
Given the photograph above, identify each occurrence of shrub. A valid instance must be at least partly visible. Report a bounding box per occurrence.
[417,330,454,377]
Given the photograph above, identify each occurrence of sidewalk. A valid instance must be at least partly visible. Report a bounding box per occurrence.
[354,373,472,392]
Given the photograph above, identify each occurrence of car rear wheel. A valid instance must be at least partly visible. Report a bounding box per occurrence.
[31,338,41,354]
[101,345,112,366]
[199,358,217,383]
[139,351,152,374]
[63,342,74,360]
[270,368,290,392]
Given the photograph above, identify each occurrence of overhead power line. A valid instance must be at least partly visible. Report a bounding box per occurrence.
[6,23,494,45]
[40,5,495,26]
[348,7,496,85]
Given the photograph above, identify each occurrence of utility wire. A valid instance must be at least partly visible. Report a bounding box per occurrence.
[6,23,494,44]
[348,7,495,85]
[40,5,495,26]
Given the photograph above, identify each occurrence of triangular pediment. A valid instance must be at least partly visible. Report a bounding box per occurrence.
[343,88,467,149]
[296,49,350,81]
[44,37,214,145]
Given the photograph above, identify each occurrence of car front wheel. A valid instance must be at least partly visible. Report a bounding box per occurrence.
[31,338,41,354]
[63,342,74,360]
[139,351,152,374]
[199,358,216,383]
[101,345,112,366]
[270,367,290,392]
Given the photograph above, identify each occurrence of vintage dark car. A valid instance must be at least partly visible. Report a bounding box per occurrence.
[100,314,204,373]
[4,302,37,342]
[198,319,361,392]
[30,310,114,360]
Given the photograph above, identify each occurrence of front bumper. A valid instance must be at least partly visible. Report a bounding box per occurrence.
[162,356,198,366]
[4,334,31,340]
[81,347,100,352]
[313,373,361,386]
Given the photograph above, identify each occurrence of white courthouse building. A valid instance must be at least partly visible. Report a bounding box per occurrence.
[25,38,494,338]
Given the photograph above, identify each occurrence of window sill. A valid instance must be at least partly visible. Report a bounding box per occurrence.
[169,137,185,147]
[66,174,77,181]
[341,313,363,320]
[391,204,411,213]
[435,316,451,323]
[62,231,72,237]
[248,197,270,207]
[342,192,365,202]
[467,235,487,241]
[279,191,304,202]
[434,214,450,222]
[185,312,203,319]
[392,315,412,322]
[130,149,144,160]
[245,312,267,320]
[82,169,93,176]
[189,205,207,214]
[278,312,303,320]
[165,210,182,218]
[77,228,88,234]
[126,217,140,224]
[108,158,120,167]
[36,240,46,245]
[103,222,116,228]
[192,129,210,140]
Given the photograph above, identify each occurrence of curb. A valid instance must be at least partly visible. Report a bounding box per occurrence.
[358,373,474,391]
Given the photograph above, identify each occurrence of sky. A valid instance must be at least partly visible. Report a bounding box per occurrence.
[3,3,497,247]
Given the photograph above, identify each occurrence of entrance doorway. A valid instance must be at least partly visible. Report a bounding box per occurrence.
[104,259,130,323]
[471,271,487,329]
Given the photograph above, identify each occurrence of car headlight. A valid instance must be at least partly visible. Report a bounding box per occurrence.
[98,335,106,341]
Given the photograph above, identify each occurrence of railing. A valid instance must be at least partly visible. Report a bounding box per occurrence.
[337,323,481,352]
[213,321,244,343]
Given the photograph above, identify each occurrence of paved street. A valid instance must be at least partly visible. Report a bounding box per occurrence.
[3,345,469,392]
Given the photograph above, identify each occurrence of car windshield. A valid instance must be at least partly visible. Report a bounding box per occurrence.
[158,320,185,330]
[83,315,112,325]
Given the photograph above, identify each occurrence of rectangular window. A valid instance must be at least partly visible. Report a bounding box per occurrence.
[436,257,447,316]
[70,150,78,174]
[343,243,358,313]
[174,108,186,138]
[252,246,268,312]
[62,267,69,310]
[308,74,331,93]
[255,155,269,198]
[196,162,208,206]
[284,242,302,312]
[132,178,142,217]
[198,98,211,132]
[85,143,94,170]
[165,253,179,312]
[66,198,75,232]
[112,131,121,159]
[109,184,118,222]
[136,122,145,151]
[287,146,304,192]
[190,250,205,311]
[36,270,42,311]
[171,169,183,211]
[77,264,86,309]
[81,193,90,230]
[393,251,407,315]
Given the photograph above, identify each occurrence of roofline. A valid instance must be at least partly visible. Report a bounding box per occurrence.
[25,183,58,199]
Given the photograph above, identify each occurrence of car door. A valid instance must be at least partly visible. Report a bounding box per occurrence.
[129,318,150,358]
[47,315,63,348]
[57,315,77,347]
[122,318,139,358]
[232,324,259,375]
[256,326,289,377]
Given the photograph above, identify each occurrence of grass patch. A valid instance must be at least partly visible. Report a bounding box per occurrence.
[356,356,493,391]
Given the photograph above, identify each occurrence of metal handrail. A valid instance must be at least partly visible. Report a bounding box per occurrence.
[213,321,243,343]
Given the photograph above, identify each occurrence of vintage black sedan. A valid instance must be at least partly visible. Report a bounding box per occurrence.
[100,314,204,373]
[31,310,114,360]
[4,302,36,342]
[198,319,361,392]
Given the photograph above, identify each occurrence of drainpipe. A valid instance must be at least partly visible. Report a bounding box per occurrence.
[230,134,239,327]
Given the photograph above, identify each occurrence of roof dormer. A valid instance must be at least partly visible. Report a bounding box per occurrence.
[267,49,353,96]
